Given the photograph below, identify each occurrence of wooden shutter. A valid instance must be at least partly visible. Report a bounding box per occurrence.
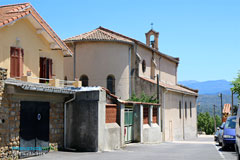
[40,57,47,83]
[48,59,52,79]
[10,47,23,78]
[10,47,16,77]
[19,48,24,77]
[40,57,52,83]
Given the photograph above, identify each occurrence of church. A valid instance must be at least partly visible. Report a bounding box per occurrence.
[64,26,198,141]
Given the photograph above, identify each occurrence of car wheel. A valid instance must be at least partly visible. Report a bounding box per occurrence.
[222,142,227,151]
[236,145,240,160]
[219,141,222,146]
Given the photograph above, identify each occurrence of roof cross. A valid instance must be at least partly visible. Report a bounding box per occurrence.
[151,23,154,30]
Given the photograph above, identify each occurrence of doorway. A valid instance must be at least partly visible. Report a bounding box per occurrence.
[20,101,50,157]
[124,108,133,143]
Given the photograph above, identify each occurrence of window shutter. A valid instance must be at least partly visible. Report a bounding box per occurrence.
[48,59,52,79]
[43,57,47,80]
[19,48,24,77]
[40,57,47,83]
[10,47,16,77]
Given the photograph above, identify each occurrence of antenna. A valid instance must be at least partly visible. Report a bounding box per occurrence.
[151,22,154,30]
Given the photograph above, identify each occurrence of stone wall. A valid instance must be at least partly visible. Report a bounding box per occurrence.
[49,103,64,150]
[0,68,19,159]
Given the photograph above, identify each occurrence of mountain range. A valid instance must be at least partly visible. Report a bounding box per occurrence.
[178,80,239,116]
[179,80,233,95]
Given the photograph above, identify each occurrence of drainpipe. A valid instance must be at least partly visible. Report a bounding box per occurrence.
[64,92,76,149]
[128,46,132,97]
[162,89,168,142]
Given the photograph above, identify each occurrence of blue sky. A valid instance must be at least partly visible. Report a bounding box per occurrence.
[1,0,239,82]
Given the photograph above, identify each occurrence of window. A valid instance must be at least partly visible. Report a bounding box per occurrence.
[185,101,187,119]
[10,47,24,78]
[153,107,158,123]
[142,60,146,73]
[107,75,115,94]
[40,57,52,83]
[143,107,149,124]
[179,101,181,119]
[190,102,192,118]
[80,75,89,86]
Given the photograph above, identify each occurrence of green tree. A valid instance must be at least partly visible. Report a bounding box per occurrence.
[232,72,240,99]
[197,112,221,135]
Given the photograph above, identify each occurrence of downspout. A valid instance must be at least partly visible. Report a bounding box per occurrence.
[128,46,132,98]
[64,92,76,149]
[162,89,168,142]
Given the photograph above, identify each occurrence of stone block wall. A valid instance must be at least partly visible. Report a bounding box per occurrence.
[49,103,64,150]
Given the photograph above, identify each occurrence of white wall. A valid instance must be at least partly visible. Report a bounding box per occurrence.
[164,91,197,141]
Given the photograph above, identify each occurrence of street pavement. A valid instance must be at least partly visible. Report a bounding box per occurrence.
[27,135,237,160]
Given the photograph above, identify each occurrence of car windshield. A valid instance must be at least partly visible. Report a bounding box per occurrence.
[224,117,236,129]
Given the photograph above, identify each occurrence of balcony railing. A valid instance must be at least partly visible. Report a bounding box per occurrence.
[11,75,82,88]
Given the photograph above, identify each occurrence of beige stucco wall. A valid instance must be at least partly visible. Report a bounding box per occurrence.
[164,91,197,141]
[137,45,177,85]
[0,17,64,81]
[160,57,177,85]
[138,46,157,79]
[64,42,130,100]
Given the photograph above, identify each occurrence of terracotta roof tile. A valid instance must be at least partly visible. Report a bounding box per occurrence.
[0,3,72,56]
[65,27,133,43]
[65,26,179,63]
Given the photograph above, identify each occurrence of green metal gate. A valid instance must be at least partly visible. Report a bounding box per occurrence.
[124,108,133,143]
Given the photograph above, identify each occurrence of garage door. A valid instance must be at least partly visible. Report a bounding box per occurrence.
[20,101,50,158]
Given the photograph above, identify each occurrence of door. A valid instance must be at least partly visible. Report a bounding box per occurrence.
[124,108,133,143]
[20,101,50,157]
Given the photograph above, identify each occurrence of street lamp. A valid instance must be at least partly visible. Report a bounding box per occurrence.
[218,93,223,121]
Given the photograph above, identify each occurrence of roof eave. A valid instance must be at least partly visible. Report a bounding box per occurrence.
[64,39,134,45]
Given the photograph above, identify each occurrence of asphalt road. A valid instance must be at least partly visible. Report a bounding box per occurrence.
[27,135,237,160]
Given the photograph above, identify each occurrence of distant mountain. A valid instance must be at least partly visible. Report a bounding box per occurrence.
[179,80,233,95]
[197,94,239,116]
[178,80,239,116]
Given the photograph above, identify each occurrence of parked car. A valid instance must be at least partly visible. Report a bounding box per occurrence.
[220,116,236,150]
[218,122,225,145]
[235,107,240,159]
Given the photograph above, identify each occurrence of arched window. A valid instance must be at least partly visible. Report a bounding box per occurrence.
[142,60,146,73]
[80,75,88,87]
[107,75,115,94]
